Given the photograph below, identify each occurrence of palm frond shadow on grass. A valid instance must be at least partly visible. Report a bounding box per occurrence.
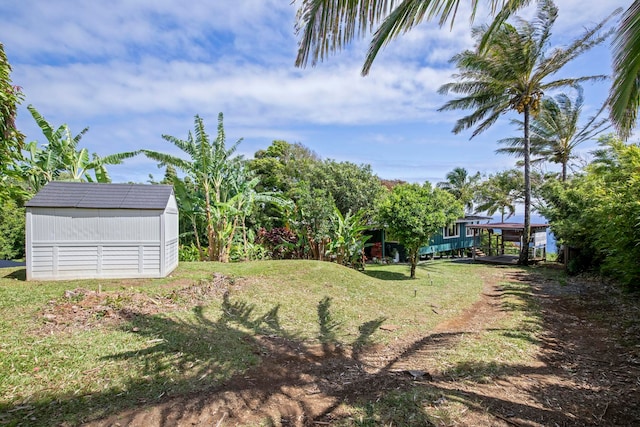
[0,290,388,426]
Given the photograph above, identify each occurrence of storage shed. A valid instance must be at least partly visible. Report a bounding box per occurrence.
[25,182,179,281]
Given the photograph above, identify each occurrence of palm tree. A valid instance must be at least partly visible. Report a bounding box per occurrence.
[475,169,523,222]
[438,0,614,265]
[295,1,638,142]
[295,0,532,75]
[497,86,610,181]
[436,167,481,214]
[609,1,640,140]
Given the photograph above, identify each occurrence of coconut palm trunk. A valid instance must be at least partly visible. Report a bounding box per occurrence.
[520,103,532,265]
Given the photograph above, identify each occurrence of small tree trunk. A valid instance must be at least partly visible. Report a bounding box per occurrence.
[192,217,205,261]
[409,248,418,279]
[221,215,239,263]
[203,185,216,262]
[518,104,532,266]
[242,218,249,261]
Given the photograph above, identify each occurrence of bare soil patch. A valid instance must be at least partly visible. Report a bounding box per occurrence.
[38,273,235,335]
[58,266,640,426]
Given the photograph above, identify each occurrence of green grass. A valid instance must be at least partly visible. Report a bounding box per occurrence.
[0,259,544,426]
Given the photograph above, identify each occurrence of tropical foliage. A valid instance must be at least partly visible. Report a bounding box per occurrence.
[497,86,609,181]
[0,198,25,260]
[378,182,463,278]
[247,139,384,264]
[294,0,533,75]
[144,114,290,263]
[475,169,523,222]
[22,105,139,193]
[326,208,371,269]
[438,0,614,264]
[0,43,25,202]
[437,167,481,213]
[540,135,640,289]
[609,1,640,140]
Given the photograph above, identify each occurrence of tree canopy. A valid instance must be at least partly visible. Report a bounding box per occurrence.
[378,182,463,278]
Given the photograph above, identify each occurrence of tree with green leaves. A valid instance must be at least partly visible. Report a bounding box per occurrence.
[438,0,614,265]
[475,169,523,222]
[540,135,640,289]
[250,140,320,194]
[248,140,321,229]
[437,167,481,214]
[0,42,25,202]
[497,86,609,181]
[22,105,139,193]
[0,198,25,260]
[289,184,337,260]
[378,182,463,278]
[312,159,386,218]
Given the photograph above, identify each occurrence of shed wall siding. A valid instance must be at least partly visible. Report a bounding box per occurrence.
[162,195,180,275]
[27,207,168,280]
[31,208,160,242]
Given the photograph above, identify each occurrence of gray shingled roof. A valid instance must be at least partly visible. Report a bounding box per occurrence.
[25,182,174,209]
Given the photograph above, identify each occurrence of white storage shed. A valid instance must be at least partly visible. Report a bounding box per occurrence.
[25,182,179,281]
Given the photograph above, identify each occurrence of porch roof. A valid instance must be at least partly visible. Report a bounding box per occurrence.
[466,222,549,231]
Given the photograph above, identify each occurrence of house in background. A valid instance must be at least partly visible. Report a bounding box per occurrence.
[366,215,491,262]
[419,215,492,258]
[25,182,179,281]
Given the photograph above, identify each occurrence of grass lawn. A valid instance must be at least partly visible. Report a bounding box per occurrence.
[0,259,541,426]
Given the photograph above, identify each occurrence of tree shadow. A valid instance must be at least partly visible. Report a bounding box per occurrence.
[2,268,25,280]
[4,266,639,426]
[0,292,386,426]
[361,269,411,281]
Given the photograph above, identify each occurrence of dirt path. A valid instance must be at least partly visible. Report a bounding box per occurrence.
[85,267,640,427]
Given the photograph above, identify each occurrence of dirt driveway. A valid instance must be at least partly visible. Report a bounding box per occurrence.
[86,267,640,426]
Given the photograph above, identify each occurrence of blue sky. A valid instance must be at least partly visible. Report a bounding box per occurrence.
[0,0,628,185]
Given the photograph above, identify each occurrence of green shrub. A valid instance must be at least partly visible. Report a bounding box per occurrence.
[178,244,202,262]
[0,200,25,260]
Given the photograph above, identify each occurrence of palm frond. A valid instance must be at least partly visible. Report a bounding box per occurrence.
[295,0,395,68]
[609,1,640,140]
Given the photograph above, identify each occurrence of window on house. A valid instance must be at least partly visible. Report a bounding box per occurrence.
[466,222,476,237]
[443,223,460,238]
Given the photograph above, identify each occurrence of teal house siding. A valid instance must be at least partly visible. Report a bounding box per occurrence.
[366,216,490,261]
[418,217,488,256]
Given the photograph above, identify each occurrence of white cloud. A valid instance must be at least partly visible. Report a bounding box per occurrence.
[1,0,627,186]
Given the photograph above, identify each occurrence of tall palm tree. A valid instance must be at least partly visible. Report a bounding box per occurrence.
[475,169,523,222]
[295,0,532,75]
[295,1,637,141]
[436,167,481,213]
[609,1,640,140]
[496,86,610,181]
[438,0,615,265]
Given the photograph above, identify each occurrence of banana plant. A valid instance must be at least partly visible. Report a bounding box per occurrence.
[326,207,371,269]
[22,105,138,192]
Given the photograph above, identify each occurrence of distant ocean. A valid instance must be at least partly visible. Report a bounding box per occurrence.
[490,214,557,254]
